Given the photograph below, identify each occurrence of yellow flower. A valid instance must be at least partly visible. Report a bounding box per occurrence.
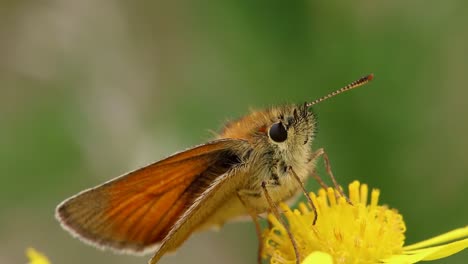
[26,248,50,264]
[263,181,468,264]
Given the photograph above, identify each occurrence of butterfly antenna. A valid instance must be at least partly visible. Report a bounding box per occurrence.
[306,73,374,107]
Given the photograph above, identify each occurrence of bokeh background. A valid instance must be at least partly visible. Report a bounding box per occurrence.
[1,1,467,263]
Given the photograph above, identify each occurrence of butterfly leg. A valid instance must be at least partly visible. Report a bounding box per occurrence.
[237,192,263,264]
[312,148,352,204]
[261,181,300,264]
[289,166,318,225]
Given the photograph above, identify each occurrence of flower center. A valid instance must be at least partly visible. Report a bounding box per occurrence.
[263,181,406,264]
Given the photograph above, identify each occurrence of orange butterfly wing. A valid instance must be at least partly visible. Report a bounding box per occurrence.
[56,139,248,253]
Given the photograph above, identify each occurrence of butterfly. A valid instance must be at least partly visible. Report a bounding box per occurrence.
[56,74,373,263]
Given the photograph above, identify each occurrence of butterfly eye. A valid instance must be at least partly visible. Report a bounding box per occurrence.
[269,122,288,143]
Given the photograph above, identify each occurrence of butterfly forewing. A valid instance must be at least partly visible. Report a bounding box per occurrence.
[56,139,248,253]
[149,150,251,263]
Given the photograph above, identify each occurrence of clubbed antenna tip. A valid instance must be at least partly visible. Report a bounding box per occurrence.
[307,73,374,107]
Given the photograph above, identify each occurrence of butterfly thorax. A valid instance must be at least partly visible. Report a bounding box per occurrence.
[217,104,317,212]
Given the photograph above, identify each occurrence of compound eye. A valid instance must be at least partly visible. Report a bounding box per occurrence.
[269,122,288,142]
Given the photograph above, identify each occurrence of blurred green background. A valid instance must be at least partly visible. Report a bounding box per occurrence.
[1,1,467,263]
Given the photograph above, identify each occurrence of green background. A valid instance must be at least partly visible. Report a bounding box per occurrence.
[1,1,467,263]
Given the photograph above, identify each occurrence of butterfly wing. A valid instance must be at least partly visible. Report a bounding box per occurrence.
[148,155,250,263]
[56,138,250,254]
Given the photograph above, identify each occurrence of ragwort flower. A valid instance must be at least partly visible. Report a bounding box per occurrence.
[263,181,467,264]
[26,248,50,264]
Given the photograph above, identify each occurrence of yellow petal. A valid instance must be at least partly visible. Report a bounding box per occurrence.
[26,248,50,264]
[382,238,468,263]
[301,251,334,264]
[403,226,468,250]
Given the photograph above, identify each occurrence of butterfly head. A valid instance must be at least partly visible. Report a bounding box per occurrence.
[220,103,317,165]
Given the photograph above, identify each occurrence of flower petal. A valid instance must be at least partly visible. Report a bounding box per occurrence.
[403,226,468,250]
[301,251,333,264]
[381,238,468,263]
